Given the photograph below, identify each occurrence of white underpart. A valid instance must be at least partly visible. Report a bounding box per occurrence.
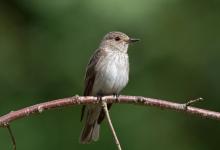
[92,50,129,95]
[80,47,129,143]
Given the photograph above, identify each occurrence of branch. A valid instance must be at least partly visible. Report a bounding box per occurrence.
[1,95,220,127]
[7,125,16,150]
[102,101,122,150]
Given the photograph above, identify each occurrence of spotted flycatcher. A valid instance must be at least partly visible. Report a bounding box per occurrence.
[80,31,139,143]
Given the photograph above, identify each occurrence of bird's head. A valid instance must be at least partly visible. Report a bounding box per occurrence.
[100,31,139,53]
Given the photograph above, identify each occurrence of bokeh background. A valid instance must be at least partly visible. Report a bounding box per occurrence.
[0,0,220,150]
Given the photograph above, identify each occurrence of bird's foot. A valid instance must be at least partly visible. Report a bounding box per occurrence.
[97,95,103,103]
[113,93,120,103]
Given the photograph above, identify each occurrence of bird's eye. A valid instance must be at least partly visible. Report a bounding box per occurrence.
[115,37,120,41]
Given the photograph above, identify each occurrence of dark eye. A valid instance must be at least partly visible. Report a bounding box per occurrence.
[115,36,120,41]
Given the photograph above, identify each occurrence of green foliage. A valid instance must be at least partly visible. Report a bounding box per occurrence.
[0,0,220,149]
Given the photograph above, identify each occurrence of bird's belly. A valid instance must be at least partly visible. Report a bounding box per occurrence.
[92,53,128,95]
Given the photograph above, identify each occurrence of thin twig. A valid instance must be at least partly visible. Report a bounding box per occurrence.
[7,125,16,150]
[184,97,204,108]
[1,95,220,128]
[101,100,122,150]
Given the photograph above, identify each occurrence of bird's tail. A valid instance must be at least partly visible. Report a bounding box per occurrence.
[80,106,101,144]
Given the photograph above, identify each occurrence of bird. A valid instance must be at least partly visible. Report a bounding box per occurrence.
[80,31,139,144]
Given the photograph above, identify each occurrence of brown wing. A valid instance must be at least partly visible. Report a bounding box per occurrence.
[80,49,104,121]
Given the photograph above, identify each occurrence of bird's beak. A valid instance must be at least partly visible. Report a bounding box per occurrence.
[128,38,140,43]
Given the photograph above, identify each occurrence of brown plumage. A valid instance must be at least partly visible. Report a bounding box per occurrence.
[80,31,139,143]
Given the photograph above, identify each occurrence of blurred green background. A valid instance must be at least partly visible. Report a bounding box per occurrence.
[0,0,220,150]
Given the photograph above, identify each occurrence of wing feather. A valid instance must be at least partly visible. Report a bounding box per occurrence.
[81,49,104,121]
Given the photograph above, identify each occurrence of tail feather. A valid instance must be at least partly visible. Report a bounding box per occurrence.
[92,123,100,141]
[79,121,100,144]
[80,105,101,144]
[80,124,94,143]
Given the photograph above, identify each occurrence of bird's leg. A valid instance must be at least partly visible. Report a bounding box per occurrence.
[97,95,102,103]
[113,93,120,103]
